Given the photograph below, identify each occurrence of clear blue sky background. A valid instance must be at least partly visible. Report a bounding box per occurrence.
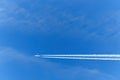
[0,0,120,80]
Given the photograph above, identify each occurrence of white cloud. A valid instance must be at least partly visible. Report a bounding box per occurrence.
[0,0,120,41]
[0,47,36,63]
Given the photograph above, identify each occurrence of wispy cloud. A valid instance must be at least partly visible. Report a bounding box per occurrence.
[1,0,120,41]
[0,47,36,63]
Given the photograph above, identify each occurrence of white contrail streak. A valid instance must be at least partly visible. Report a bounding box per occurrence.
[40,57,120,60]
[41,54,120,57]
[34,54,120,61]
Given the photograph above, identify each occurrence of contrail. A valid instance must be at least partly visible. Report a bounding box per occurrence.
[34,54,120,61]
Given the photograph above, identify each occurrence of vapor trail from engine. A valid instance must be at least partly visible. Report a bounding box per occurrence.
[34,54,120,60]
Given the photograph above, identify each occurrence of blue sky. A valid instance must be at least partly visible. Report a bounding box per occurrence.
[0,0,120,80]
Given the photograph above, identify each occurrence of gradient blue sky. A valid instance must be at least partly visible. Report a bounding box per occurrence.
[0,0,120,80]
